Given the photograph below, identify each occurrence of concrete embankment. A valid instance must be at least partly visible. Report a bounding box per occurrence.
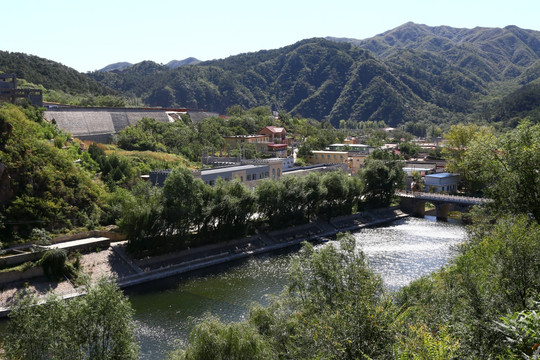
[0,207,408,318]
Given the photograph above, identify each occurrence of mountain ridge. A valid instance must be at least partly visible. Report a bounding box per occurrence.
[2,22,539,128]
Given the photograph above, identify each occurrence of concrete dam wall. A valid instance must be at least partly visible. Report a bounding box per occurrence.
[43,108,189,143]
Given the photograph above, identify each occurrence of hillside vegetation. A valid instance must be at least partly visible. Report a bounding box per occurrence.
[87,23,540,129]
[0,51,115,96]
[2,23,539,129]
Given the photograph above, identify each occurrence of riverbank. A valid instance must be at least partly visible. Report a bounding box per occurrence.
[0,207,408,317]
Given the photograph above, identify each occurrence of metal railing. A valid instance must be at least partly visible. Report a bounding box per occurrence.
[396,191,491,205]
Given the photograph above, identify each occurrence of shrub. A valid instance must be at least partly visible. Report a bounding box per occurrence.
[39,248,68,281]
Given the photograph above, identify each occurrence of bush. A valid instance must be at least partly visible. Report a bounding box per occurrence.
[5,278,138,359]
[39,248,69,281]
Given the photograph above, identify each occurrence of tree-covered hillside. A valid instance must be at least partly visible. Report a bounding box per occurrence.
[3,23,540,129]
[88,24,540,128]
[330,22,540,82]
[90,39,473,127]
[0,51,116,96]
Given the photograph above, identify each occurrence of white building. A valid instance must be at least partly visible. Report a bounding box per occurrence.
[424,173,460,193]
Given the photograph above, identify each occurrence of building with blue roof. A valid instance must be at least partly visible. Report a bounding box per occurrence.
[424,173,460,193]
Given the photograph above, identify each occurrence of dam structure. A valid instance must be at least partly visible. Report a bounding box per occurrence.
[44,107,218,143]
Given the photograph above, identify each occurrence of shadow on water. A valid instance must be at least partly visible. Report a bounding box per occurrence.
[125,247,300,359]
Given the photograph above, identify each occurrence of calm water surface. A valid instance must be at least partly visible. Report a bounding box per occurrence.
[0,216,466,359]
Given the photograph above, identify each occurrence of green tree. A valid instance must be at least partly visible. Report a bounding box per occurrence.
[395,215,540,358]
[206,178,255,239]
[442,123,493,194]
[172,234,397,359]
[255,179,282,228]
[463,120,540,222]
[252,234,397,359]
[168,316,274,360]
[359,152,405,207]
[119,181,166,254]
[398,141,421,159]
[5,278,138,360]
[162,167,205,239]
[303,172,327,221]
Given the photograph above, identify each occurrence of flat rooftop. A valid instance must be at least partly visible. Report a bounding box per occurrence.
[201,164,266,175]
[425,172,459,178]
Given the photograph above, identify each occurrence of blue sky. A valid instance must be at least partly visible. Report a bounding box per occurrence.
[4,0,539,72]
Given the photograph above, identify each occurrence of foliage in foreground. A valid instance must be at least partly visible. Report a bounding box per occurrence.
[462,120,540,222]
[0,104,105,242]
[395,214,540,358]
[171,233,398,359]
[4,278,138,360]
[170,213,540,360]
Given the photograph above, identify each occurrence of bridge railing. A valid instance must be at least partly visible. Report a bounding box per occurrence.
[396,191,491,204]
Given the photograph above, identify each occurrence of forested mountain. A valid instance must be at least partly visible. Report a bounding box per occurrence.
[166,57,201,68]
[87,23,540,128]
[0,51,116,96]
[97,58,201,73]
[89,39,472,127]
[98,62,133,72]
[3,23,539,128]
[329,22,540,82]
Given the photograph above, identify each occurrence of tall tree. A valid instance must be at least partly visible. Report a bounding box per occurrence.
[463,120,540,222]
[162,167,205,238]
[443,124,493,194]
[359,151,405,207]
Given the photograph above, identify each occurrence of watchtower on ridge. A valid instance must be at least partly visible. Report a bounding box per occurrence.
[0,73,43,107]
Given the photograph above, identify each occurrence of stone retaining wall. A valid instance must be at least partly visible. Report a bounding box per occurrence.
[51,230,126,244]
[0,266,44,285]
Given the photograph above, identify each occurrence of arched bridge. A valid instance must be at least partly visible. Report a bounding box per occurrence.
[397,191,491,220]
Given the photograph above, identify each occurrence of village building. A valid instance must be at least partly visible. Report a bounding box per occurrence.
[424,173,460,193]
[149,159,284,188]
[258,126,287,144]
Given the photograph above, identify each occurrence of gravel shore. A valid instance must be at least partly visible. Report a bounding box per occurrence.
[0,245,135,309]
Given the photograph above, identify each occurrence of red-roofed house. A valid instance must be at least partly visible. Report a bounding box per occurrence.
[259,126,287,144]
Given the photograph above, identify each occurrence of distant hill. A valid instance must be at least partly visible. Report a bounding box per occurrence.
[98,62,133,72]
[89,36,498,127]
[166,57,201,68]
[0,51,116,96]
[484,82,540,127]
[328,22,540,82]
[6,23,540,129]
[97,58,201,72]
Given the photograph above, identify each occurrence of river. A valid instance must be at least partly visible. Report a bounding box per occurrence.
[0,216,466,359]
[125,215,466,359]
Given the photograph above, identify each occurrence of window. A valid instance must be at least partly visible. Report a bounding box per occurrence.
[277,168,281,179]
[240,176,244,182]
[247,174,252,181]
[272,168,275,179]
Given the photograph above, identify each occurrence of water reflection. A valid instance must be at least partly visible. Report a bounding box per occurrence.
[355,216,465,290]
[126,253,295,359]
